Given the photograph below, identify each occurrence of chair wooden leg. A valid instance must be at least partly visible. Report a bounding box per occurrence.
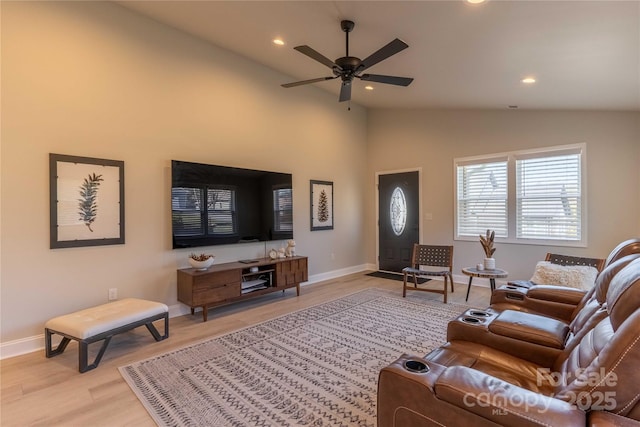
[443,276,448,304]
[402,272,407,297]
[412,273,418,288]
[450,275,454,292]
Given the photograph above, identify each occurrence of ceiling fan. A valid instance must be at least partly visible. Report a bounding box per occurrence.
[282,20,414,103]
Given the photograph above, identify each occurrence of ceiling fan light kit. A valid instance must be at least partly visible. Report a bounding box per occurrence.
[282,20,414,103]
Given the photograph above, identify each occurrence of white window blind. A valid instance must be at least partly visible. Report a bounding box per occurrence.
[456,160,508,238]
[516,151,581,241]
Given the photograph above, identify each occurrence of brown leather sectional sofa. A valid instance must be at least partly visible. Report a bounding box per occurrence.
[378,240,640,427]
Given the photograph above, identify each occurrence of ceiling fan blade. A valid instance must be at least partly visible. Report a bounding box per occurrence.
[358,38,409,72]
[281,76,336,88]
[338,81,352,102]
[359,74,414,86]
[294,45,340,70]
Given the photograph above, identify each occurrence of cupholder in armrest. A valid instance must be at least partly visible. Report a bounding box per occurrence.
[461,316,482,324]
[468,310,490,317]
[506,293,525,301]
[403,359,430,373]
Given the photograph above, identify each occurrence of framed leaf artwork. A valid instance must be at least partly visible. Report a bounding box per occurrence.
[49,153,125,248]
[310,180,333,231]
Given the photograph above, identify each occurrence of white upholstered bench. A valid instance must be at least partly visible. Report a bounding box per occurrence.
[45,298,169,373]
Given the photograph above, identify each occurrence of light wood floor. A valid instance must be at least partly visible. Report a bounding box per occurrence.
[0,272,490,426]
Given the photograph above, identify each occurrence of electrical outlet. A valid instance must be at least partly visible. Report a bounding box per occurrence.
[108,288,118,301]
[331,253,335,260]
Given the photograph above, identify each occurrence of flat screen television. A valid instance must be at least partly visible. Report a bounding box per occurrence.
[171,160,293,249]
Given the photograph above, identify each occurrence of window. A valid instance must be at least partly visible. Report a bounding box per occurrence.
[516,151,581,241]
[455,144,586,246]
[456,159,508,238]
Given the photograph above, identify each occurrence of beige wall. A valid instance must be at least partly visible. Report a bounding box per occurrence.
[0,2,368,343]
[366,109,640,280]
[2,1,639,351]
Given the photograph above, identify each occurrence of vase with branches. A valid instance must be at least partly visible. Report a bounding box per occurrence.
[479,229,496,269]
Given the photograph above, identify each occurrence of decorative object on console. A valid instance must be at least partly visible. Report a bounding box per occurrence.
[49,153,125,249]
[268,248,278,260]
[529,261,598,290]
[188,253,215,271]
[278,247,286,258]
[310,180,334,231]
[285,239,296,257]
[480,229,496,270]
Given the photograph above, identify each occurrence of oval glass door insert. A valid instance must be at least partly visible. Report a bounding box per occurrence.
[390,187,407,236]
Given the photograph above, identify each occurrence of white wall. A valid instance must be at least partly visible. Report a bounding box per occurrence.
[0,1,368,345]
[366,109,640,280]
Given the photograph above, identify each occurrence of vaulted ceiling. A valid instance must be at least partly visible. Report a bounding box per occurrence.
[118,1,640,111]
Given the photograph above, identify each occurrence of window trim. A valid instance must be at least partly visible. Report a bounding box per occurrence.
[454,143,587,248]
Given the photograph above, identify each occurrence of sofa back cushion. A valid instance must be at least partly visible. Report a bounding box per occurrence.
[553,260,640,417]
[530,261,598,290]
[555,310,640,417]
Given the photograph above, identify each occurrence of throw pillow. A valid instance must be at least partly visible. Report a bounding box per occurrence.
[530,261,598,290]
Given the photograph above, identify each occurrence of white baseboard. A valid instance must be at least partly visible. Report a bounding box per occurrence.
[0,263,374,360]
[305,263,372,285]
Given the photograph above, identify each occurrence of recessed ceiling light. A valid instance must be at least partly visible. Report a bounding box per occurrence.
[364,85,374,91]
[273,39,285,46]
[521,77,536,84]
[466,0,486,4]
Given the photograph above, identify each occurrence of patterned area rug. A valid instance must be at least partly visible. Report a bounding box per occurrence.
[120,288,471,426]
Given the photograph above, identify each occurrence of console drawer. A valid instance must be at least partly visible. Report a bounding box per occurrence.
[192,270,241,290]
[193,282,240,305]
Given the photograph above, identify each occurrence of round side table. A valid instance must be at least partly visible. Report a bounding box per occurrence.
[462,267,508,302]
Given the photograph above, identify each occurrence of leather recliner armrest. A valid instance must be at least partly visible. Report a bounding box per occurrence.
[378,354,586,427]
[491,285,585,321]
[434,366,586,427]
[527,285,586,305]
[379,355,500,427]
[589,411,640,426]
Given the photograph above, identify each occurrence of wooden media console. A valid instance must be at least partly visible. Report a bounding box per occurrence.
[177,256,308,321]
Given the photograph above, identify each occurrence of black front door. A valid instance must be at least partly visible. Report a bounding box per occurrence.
[378,171,420,273]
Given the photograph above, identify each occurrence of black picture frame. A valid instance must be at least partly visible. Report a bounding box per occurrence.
[310,180,334,231]
[49,153,125,249]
